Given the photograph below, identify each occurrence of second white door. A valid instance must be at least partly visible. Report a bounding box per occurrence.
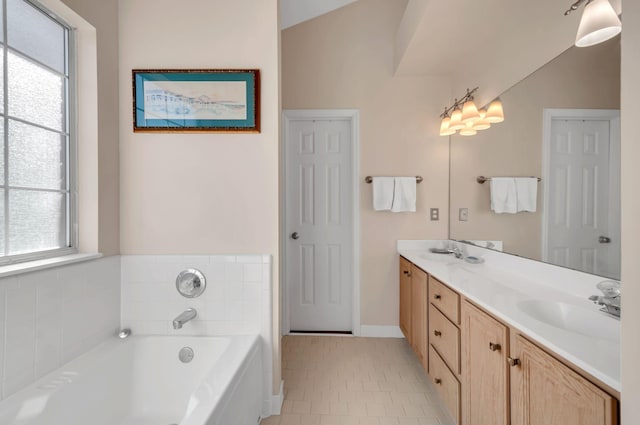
[285,115,354,332]
[545,115,620,278]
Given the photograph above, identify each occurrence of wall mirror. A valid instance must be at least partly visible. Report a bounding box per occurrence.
[449,36,621,279]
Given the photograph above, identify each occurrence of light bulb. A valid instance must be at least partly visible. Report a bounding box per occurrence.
[472,109,491,131]
[485,99,504,123]
[459,122,477,136]
[439,116,456,136]
[449,108,465,131]
[461,99,481,123]
[575,0,621,48]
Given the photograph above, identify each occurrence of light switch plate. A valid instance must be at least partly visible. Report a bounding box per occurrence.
[430,208,439,221]
[459,208,469,221]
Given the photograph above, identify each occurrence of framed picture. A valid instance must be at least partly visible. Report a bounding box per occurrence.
[132,69,260,133]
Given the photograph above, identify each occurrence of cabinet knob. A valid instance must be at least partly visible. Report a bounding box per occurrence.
[507,357,520,367]
[489,342,501,352]
[434,294,442,300]
[434,378,442,385]
[433,330,442,337]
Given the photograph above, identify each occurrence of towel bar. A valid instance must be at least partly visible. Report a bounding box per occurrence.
[477,176,541,184]
[365,176,423,184]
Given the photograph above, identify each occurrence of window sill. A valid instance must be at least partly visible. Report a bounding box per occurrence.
[0,253,103,279]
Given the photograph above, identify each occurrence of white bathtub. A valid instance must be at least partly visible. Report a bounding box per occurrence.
[0,334,263,425]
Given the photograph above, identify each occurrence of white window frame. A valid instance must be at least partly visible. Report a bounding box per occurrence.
[0,0,78,265]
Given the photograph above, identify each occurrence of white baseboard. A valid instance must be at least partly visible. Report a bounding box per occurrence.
[270,380,284,415]
[360,325,404,338]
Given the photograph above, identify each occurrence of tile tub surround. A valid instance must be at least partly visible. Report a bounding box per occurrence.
[120,254,277,416]
[397,240,620,392]
[0,255,121,400]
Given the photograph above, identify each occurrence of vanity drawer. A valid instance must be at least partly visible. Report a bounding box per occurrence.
[429,304,460,374]
[429,276,460,324]
[429,345,460,424]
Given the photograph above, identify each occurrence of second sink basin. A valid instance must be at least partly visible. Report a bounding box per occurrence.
[517,300,620,341]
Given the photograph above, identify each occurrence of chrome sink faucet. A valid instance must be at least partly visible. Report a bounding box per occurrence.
[173,308,197,329]
[452,246,464,259]
[589,281,621,318]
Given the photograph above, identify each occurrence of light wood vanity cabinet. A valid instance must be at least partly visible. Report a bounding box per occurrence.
[461,300,509,425]
[428,275,461,423]
[399,257,412,340]
[399,257,428,369]
[410,265,428,369]
[399,256,619,425]
[510,333,617,425]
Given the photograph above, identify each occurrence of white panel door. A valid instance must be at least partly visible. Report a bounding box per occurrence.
[546,118,618,277]
[285,118,353,332]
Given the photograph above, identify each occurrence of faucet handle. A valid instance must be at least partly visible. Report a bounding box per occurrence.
[596,280,621,298]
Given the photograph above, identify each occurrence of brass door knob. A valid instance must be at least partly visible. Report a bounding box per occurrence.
[434,330,442,337]
[489,342,501,352]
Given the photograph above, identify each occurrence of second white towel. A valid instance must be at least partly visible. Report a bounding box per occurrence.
[490,178,518,214]
[391,177,417,212]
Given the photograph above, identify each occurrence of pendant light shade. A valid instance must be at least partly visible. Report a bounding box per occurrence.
[485,99,505,123]
[472,109,491,131]
[449,107,465,131]
[461,99,481,123]
[439,116,456,136]
[575,0,621,47]
[459,122,477,136]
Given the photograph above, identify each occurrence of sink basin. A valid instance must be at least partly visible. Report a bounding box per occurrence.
[517,300,620,341]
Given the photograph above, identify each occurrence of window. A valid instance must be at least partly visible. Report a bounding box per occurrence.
[0,0,74,263]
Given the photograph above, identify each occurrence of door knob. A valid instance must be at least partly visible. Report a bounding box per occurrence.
[489,342,501,352]
[599,236,611,244]
[507,357,520,367]
[291,232,300,240]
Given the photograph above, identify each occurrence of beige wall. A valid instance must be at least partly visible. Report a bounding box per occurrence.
[621,1,640,422]
[117,0,280,392]
[450,38,620,260]
[282,0,450,327]
[61,0,120,256]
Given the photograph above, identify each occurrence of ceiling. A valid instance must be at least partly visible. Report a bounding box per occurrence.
[279,0,358,29]
[394,0,622,105]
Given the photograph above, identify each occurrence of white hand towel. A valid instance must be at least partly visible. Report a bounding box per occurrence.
[515,177,538,212]
[391,177,417,212]
[490,178,517,214]
[372,177,395,211]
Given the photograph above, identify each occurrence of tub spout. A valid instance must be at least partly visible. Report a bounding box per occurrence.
[173,308,197,329]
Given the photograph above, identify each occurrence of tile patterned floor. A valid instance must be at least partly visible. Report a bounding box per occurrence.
[261,336,455,425]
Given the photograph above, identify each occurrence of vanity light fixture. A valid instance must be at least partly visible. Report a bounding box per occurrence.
[439,87,505,136]
[565,0,621,47]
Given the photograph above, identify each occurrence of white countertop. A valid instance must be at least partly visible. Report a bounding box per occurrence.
[398,240,620,393]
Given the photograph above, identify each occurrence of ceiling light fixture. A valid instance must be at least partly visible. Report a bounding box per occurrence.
[565,0,621,48]
[439,88,505,137]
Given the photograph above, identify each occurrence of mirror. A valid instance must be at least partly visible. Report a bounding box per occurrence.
[449,36,621,279]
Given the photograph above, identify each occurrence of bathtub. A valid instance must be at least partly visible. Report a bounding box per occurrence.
[0,334,263,425]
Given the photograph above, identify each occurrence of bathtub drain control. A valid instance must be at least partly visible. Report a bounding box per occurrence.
[179,347,194,363]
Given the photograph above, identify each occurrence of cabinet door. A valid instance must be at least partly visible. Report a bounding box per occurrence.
[399,257,412,341]
[411,265,428,370]
[462,301,509,425]
[511,334,617,425]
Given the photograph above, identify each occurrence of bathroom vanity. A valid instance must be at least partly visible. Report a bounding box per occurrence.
[398,241,620,425]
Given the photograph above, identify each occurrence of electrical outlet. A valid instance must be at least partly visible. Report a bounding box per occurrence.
[430,208,439,221]
[459,208,469,221]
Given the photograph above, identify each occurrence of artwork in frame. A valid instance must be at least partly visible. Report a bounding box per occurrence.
[132,69,260,133]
